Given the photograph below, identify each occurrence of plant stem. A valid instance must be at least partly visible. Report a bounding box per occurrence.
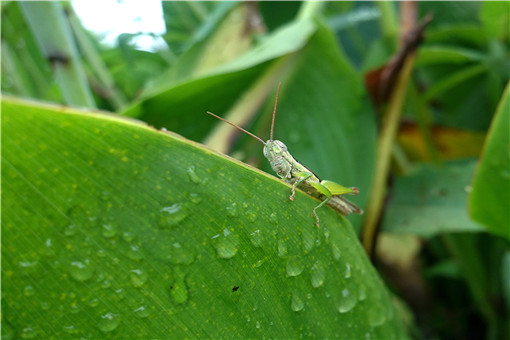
[19,1,96,108]
[362,52,416,256]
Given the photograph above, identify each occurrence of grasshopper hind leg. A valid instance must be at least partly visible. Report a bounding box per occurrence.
[312,196,331,227]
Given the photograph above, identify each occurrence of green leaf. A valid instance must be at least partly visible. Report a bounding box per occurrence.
[383,160,484,238]
[19,1,95,108]
[1,97,407,339]
[468,82,510,240]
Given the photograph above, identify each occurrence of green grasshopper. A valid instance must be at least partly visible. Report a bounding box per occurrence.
[207,83,363,227]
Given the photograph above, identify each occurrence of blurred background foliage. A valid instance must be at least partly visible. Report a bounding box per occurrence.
[2,1,509,339]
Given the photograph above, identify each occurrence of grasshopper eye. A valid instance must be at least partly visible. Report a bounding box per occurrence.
[276,141,287,152]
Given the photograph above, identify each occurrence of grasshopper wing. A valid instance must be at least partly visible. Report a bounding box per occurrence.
[321,180,357,196]
[321,180,363,215]
[327,195,363,215]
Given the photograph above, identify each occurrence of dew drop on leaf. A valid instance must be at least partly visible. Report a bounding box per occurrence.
[187,166,202,184]
[87,298,99,307]
[23,285,35,297]
[291,291,305,312]
[98,312,120,332]
[368,303,387,327]
[101,223,117,238]
[337,288,357,313]
[69,259,94,281]
[133,305,150,318]
[62,325,78,334]
[226,203,238,217]
[211,228,239,259]
[358,284,367,301]
[64,224,77,236]
[344,263,352,278]
[130,269,148,287]
[20,326,37,339]
[159,203,189,228]
[127,244,144,261]
[286,256,304,277]
[246,210,257,223]
[249,229,263,247]
[188,192,202,204]
[122,231,134,243]
[331,243,341,261]
[310,260,325,288]
[277,240,288,258]
[269,212,278,225]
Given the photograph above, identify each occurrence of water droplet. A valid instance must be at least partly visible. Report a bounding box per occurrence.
[19,260,39,275]
[277,240,288,258]
[301,229,314,254]
[291,291,305,312]
[211,228,239,259]
[70,303,80,314]
[246,210,257,223]
[24,285,35,296]
[188,192,202,204]
[115,288,125,300]
[358,285,367,301]
[269,212,278,225]
[255,321,261,329]
[98,312,120,332]
[170,271,188,304]
[337,288,357,313]
[187,166,202,184]
[62,325,78,334]
[159,203,189,228]
[122,231,134,243]
[310,260,325,288]
[40,238,56,257]
[87,298,99,307]
[167,242,194,265]
[286,256,304,277]
[97,249,107,257]
[130,269,148,287]
[368,303,386,326]
[127,244,144,261]
[64,224,77,236]
[323,227,330,241]
[102,223,117,238]
[249,230,263,247]
[226,203,238,217]
[331,243,341,260]
[344,263,352,278]
[69,259,94,281]
[101,279,111,289]
[20,326,37,338]
[133,305,150,318]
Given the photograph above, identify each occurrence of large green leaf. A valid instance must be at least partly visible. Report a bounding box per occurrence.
[383,160,484,238]
[468,82,510,240]
[1,97,406,339]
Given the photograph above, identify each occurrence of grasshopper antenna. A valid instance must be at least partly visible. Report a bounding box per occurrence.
[270,82,281,141]
[206,111,266,145]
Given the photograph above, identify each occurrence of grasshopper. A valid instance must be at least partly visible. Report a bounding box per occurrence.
[207,83,363,227]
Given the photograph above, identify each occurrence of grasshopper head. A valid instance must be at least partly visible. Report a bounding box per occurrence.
[263,140,287,158]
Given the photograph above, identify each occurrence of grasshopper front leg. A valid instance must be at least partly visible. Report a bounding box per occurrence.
[289,171,313,201]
